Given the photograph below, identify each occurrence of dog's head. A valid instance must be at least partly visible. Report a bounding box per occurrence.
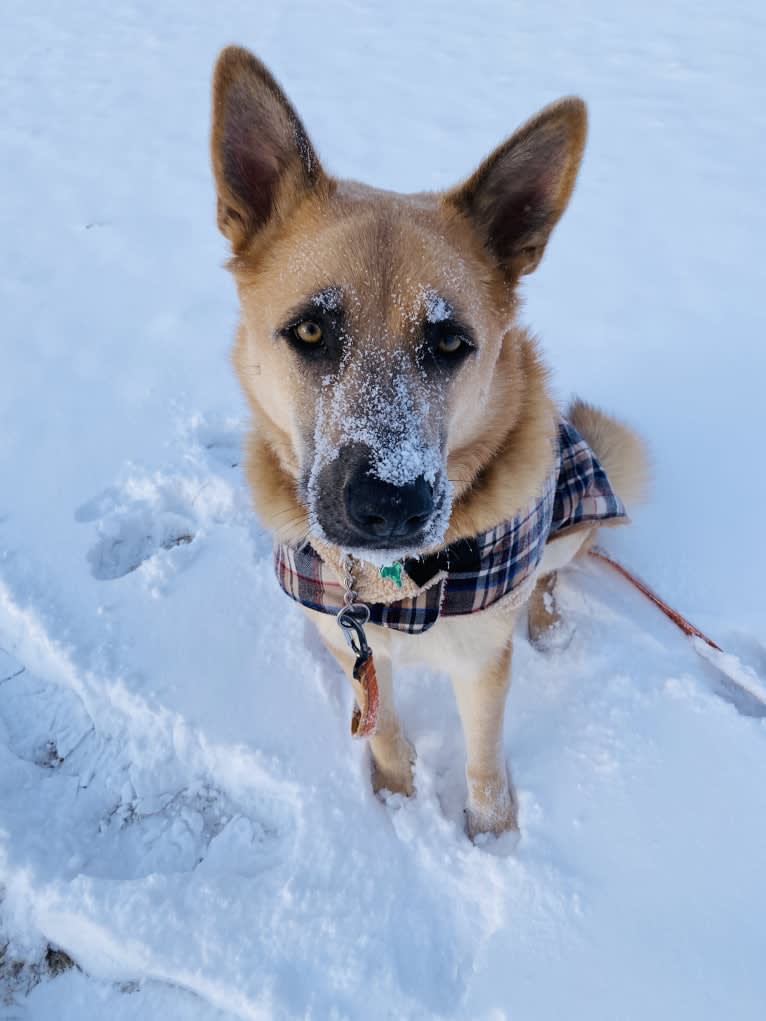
[211,46,586,561]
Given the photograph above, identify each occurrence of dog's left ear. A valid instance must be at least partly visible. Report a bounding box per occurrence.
[445,98,587,278]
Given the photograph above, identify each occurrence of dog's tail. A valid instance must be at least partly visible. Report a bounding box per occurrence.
[567,398,651,510]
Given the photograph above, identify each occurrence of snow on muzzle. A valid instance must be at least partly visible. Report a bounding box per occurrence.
[306,357,452,559]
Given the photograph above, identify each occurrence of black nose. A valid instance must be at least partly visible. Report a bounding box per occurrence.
[345,459,434,543]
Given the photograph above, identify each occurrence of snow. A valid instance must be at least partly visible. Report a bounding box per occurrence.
[422,289,453,325]
[1,1,765,1018]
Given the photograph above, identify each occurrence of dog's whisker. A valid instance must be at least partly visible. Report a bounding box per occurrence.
[276,520,310,538]
[272,511,311,532]
[269,505,309,524]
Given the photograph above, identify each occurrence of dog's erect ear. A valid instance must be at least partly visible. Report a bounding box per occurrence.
[211,46,325,251]
[446,98,587,277]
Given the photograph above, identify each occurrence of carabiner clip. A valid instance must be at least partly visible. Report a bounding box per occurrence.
[337,603,371,659]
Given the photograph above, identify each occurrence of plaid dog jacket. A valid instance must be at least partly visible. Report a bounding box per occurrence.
[274,421,628,634]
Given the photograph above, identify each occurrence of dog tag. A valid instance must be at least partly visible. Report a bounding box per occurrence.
[380,562,403,588]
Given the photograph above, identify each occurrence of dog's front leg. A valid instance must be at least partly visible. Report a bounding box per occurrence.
[451,643,517,838]
[313,615,415,796]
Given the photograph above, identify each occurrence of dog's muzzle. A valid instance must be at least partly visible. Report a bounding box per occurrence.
[312,442,438,550]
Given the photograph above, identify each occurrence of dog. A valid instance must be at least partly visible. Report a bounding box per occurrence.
[210,46,649,837]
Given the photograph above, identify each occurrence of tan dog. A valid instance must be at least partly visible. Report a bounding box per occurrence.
[210,46,648,837]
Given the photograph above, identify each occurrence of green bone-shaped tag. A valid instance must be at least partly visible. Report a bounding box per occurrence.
[380,562,404,588]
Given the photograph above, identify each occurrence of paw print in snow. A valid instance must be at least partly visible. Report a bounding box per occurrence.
[86,505,195,580]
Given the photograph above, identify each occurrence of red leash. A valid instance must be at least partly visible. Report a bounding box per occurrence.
[588,547,722,651]
[588,547,766,713]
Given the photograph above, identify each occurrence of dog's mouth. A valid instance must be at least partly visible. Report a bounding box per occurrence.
[305,441,452,563]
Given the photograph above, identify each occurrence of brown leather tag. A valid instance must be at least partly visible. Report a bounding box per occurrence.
[350,650,379,738]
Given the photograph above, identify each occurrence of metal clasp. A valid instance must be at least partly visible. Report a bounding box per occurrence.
[336,603,371,659]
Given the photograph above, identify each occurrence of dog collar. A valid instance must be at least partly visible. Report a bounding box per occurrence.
[274,421,628,634]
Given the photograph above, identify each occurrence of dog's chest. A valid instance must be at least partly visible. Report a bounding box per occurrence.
[385,600,520,673]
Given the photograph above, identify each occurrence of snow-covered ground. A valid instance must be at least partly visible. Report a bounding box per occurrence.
[2,1,765,1018]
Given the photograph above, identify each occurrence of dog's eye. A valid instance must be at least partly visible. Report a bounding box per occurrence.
[437,335,470,357]
[293,320,323,345]
[423,320,475,369]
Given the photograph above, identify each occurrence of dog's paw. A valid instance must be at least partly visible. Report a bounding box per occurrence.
[372,762,415,798]
[465,771,518,839]
[370,736,416,798]
[529,615,576,652]
[527,570,576,651]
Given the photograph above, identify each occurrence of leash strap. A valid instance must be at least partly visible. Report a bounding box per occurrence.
[337,555,379,738]
[589,547,766,713]
[351,649,380,738]
[589,547,722,650]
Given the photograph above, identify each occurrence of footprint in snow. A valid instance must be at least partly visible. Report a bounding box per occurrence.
[0,649,94,771]
[86,505,195,580]
[77,472,209,581]
[0,648,294,883]
[192,420,244,471]
[90,783,291,880]
[78,415,273,580]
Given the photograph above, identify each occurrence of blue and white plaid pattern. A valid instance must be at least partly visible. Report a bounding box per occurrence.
[274,420,627,633]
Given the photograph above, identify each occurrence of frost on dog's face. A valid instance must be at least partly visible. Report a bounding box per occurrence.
[286,285,472,560]
[211,45,587,556]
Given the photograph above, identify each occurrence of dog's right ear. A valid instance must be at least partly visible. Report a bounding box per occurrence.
[211,46,325,252]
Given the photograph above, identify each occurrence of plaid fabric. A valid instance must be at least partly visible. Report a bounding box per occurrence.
[274,420,627,634]
[551,420,627,535]
[275,541,446,634]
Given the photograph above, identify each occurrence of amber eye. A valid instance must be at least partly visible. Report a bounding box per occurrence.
[438,334,467,355]
[294,320,323,345]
